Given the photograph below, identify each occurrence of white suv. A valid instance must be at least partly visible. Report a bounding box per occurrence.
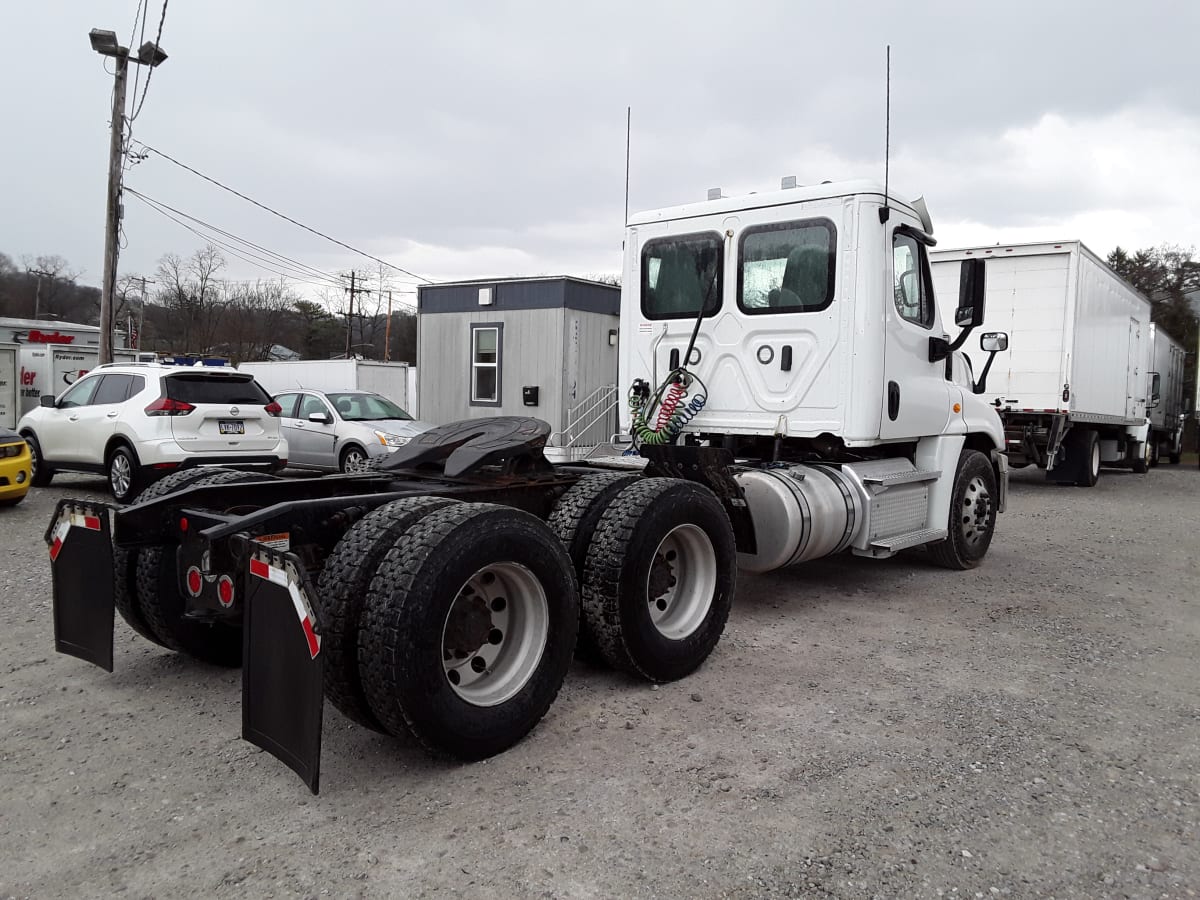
[17,363,288,502]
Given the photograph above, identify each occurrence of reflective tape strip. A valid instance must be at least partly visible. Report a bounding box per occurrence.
[48,518,71,561]
[249,556,322,659]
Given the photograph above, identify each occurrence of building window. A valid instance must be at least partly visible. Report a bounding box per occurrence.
[470,323,502,405]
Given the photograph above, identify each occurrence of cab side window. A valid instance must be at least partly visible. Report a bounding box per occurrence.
[892,233,935,329]
[57,376,102,409]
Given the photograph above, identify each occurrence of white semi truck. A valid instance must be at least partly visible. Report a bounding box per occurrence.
[1145,323,1187,466]
[47,178,1010,791]
[931,241,1152,485]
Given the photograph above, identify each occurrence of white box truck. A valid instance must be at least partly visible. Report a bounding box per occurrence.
[237,359,417,416]
[931,241,1152,486]
[1145,323,1187,465]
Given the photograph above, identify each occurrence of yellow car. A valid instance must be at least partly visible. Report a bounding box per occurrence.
[0,427,32,506]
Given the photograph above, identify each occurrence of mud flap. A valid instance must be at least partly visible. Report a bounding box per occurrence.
[47,499,115,672]
[239,541,324,794]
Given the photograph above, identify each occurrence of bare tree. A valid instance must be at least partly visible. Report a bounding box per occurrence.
[155,245,228,353]
[216,280,298,363]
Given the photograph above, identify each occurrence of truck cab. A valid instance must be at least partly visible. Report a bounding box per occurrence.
[620,179,1003,450]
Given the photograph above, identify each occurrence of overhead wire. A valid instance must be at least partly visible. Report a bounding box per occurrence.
[125,187,350,286]
[126,190,353,288]
[130,140,433,283]
[126,188,418,312]
[129,0,169,122]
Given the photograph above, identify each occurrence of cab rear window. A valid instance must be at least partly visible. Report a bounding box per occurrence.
[641,232,723,320]
[166,374,270,405]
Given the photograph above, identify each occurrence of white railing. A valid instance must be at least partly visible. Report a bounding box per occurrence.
[549,384,619,459]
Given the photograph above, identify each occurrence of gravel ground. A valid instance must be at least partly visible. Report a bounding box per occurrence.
[2,465,1198,899]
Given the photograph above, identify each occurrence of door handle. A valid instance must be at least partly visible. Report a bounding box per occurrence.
[669,348,680,370]
[780,346,793,372]
[106,411,119,418]
[69,414,79,422]
[887,381,900,421]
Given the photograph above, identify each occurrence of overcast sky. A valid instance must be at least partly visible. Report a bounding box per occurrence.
[5,1,1200,304]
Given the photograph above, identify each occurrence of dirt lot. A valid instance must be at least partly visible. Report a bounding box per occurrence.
[2,465,1198,899]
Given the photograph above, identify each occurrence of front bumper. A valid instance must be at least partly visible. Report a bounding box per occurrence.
[0,447,33,501]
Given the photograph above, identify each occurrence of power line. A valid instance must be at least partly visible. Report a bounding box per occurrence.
[132,141,433,283]
[126,190,353,288]
[126,187,350,286]
[129,0,168,122]
[127,0,148,128]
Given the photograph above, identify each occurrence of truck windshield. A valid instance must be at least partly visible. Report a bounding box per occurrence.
[738,219,836,314]
[641,233,723,320]
[327,393,413,421]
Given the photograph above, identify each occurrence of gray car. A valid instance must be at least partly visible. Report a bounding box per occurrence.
[273,390,434,472]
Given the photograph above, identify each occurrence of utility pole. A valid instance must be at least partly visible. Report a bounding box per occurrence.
[137,276,154,350]
[98,53,128,364]
[29,268,54,320]
[89,28,168,363]
[343,271,371,359]
[345,270,355,358]
[383,291,393,362]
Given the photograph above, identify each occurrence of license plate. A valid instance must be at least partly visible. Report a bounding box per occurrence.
[219,420,245,435]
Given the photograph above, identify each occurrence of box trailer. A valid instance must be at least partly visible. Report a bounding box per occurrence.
[237,359,417,416]
[1145,323,1187,465]
[931,241,1152,486]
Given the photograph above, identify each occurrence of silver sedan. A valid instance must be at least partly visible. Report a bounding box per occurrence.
[273,390,434,472]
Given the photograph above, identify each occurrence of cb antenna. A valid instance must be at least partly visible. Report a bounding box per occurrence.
[879,44,891,224]
[624,106,632,225]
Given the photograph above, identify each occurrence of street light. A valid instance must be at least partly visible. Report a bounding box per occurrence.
[88,26,167,364]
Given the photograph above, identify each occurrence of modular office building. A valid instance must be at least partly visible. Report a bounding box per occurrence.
[416,277,620,454]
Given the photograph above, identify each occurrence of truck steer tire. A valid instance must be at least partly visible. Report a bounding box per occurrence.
[927,450,998,571]
[358,503,579,760]
[317,495,458,732]
[1133,437,1151,474]
[114,467,237,648]
[581,479,736,682]
[1168,451,1181,465]
[135,469,279,666]
[547,472,639,664]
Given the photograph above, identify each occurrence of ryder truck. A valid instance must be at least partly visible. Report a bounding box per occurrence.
[47,179,1008,791]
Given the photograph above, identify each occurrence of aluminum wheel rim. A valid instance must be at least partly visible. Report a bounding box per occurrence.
[344,449,367,472]
[960,475,992,548]
[441,562,548,707]
[28,441,39,478]
[110,453,132,497]
[645,524,716,640]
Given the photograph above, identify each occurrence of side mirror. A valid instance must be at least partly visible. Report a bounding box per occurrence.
[955,258,987,328]
[980,331,1008,353]
[308,412,331,424]
[972,331,1008,395]
[40,395,56,408]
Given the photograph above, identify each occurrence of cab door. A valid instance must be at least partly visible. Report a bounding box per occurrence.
[879,227,952,440]
[39,374,103,463]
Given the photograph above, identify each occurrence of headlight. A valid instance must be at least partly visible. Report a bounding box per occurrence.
[374,431,410,448]
[0,443,25,458]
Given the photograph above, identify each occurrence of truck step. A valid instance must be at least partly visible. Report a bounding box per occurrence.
[869,528,948,553]
[861,469,941,487]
